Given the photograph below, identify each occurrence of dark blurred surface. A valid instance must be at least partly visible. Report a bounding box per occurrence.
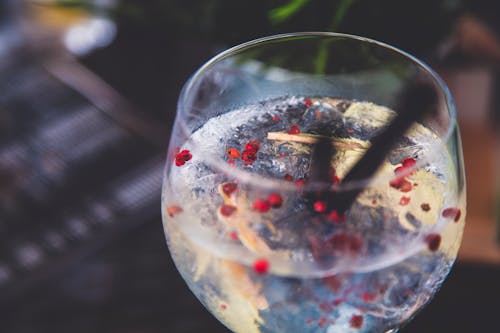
[1,1,500,332]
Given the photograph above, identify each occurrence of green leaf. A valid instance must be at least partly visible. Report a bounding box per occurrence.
[268,0,310,25]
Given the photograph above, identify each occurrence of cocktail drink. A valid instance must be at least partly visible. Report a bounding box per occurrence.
[162,33,465,333]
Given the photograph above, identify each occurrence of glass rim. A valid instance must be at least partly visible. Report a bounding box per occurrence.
[175,32,457,192]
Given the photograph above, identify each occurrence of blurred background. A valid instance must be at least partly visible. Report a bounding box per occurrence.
[0,0,499,332]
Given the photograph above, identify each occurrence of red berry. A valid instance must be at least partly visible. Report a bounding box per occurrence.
[399,179,413,192]
[442,207,461,222]
[245,140,260,152]
[425,233,441,252]
[399,196,410,206]
[350,314,364,329]
[229,231,239,240]
[226,147,240,159]
[222,182,238,196]
[241,149,257,164]
[391,176,412,192]
[268,193,283,208]
[389,177,403,189]
[362,292,377,302]
[167,205,183,217]
[253,199,270,213]
[394,166,407,176]
[220,204,237,217]
[402,157,416,168]
[253,258,269,275]
[284,174,293,181]
[421,203,431,212]
[391,158,415,191]
[313,201,327,213]
[174,149,192,166]
[294,179,306,186]
[289,124,301,135]
[180,149,192,159]
[328,210,346,223]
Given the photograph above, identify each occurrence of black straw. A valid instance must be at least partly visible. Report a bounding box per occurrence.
[312,82,438,214]
[309,136,335,185]
[306,135,336,207]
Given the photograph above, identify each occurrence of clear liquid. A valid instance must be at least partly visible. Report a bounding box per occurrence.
[162,97,464,332]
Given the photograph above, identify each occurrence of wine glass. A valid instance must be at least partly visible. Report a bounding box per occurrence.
[162,33,465,333]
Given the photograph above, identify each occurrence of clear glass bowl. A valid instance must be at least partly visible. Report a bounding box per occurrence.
[162,32,466,333]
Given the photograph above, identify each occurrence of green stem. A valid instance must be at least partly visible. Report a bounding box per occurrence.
[314,41,329,75]
[268,0,310,24]
[315,0,356,74]
[329,0,355,31]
